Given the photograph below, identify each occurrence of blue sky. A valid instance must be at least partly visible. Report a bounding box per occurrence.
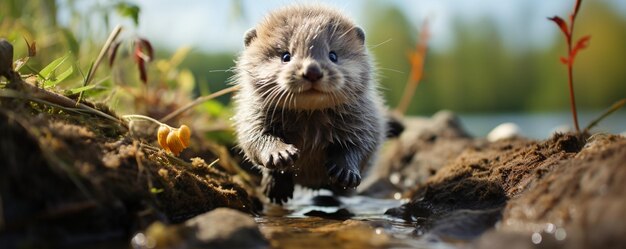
[111,0,626,52]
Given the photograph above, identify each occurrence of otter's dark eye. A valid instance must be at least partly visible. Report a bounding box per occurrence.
[329,51,338,63]
[281,52,291,63]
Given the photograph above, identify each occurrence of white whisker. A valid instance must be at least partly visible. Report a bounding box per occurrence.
[368,38,393,50]
[377,67,405,74]
[208,69,234,73]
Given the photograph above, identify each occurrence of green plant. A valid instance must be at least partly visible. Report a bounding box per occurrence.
[548,0,590,133]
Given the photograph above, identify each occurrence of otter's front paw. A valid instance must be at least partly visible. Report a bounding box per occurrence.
[326,161,361,188]
[263,144,299,169]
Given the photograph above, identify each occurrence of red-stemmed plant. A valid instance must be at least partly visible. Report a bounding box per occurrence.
[396,19,430,115]
[548,0,591,133]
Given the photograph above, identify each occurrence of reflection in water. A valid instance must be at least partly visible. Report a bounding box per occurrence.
[256,187,460,249]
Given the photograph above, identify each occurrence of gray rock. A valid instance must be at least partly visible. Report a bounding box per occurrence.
[185,208,268,249]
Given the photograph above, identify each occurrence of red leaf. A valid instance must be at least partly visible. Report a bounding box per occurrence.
[137,57,147,84]
[560,57,569,65]
[572,35,591,55]
[133,43,142,63]
[569,35,591,64]
[142,40,154,61]
[133,38,154,84]
[108,41,121,67]
[548,16,570,38]
[135,38,154,62]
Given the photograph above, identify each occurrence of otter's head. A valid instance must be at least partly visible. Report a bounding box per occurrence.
[237,5,372,111]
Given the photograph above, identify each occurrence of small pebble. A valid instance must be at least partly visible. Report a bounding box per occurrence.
[487,122,521,142]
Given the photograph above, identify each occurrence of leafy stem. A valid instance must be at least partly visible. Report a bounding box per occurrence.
[548,0,590,133]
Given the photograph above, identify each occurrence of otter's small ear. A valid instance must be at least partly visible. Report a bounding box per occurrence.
[355,27,365,45]
[244,28,257,47]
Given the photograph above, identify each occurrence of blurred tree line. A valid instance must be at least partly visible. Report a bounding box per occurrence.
[2,0,624,115]
[365,1,626,114]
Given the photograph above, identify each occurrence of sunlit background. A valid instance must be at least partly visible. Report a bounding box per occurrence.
[2,0,625,138]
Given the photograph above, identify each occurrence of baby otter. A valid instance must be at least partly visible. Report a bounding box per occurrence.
[233,5,386,203]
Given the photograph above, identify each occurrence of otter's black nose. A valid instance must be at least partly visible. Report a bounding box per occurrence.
[303,65,323,82]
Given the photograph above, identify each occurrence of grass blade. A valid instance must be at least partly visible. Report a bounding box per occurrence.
[67,84,96,95]
[44,65,74,87]
[38,54,69,81]
[584,98,626,133]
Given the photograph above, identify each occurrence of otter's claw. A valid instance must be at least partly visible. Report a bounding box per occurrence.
[326,162,361,188]
[264,144,299,170]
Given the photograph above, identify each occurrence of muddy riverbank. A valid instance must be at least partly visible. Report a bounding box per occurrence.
[1,72,625,248]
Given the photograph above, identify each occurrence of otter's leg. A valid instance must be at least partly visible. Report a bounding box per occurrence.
[261,169,294,204]
[325,143,369,188]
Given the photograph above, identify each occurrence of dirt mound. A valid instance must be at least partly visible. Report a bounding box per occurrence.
[387,126,626,247]
[478,134,626,249]
[0,93,258,247]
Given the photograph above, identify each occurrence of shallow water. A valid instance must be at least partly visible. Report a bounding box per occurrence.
[256,188,460,249]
